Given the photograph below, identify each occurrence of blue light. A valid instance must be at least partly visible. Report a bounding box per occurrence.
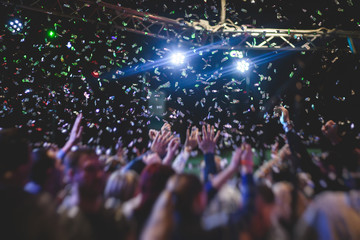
[171,52,186,65]
[7,19,24,34]
[236,60,250,72]
[230,50,243,58]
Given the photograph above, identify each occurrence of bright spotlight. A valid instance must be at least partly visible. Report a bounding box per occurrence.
[171,52,185,65]
[7,19,24,34]
[236,60,250,72]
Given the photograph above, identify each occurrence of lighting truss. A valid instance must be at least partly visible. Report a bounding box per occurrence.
[2,0,360,51]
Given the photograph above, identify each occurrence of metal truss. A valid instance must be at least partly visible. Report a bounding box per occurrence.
[2,0,360,51]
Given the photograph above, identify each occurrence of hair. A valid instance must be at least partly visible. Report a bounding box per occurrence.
[141,173,203,240]
[29,148,55,185]
[0,128,29,176]
[272,181,293,221]
[104,170,139,202]
[167,173,203,216]
[104,155,125,173]
[128,163,175,238]
[63,147,96,172]
[255,182,275,205]
[138,163,175,207]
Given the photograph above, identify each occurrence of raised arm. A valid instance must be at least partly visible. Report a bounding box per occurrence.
[274,106,312,172]
[122,130,175,174]
[273,106,341,193]
[211,143,253,190]
[162,138,180,166]
[172,126,198,173]
[229,143,257,227]
[151,130,174,158]
[148,122,172,141]
[197,124,221,182]
[56,113,83,161]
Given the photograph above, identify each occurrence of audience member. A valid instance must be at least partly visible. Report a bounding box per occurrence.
[1,106,360,240]
[0,128,61,240]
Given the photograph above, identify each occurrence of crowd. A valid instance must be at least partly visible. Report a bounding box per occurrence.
[1,106,360,240]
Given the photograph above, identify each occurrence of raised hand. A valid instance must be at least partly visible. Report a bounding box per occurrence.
[229,147,243,170]
[240,143,254,174]
[148,122,172,140]
[57,112,83,161]
[210,142,253,190]
[160,122,172,134]
[184,126,198,152]
[274,106,293,132]
[168,137,180,155]
[197,124,220,154]
[274,106,290,125]
[321,120,338,138]
[68,112,83,145]
[229,143,253,171]
[162,138,180,165]
[151,131,174,158]
[148,129,158,141]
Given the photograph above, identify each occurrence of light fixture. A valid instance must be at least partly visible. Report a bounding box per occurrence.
[7,19,24,34]
[170,52,186,65]
[229,50,243,58]
[236,60,250,72]
[236,59,250,72]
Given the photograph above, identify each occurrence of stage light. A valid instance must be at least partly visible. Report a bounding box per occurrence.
[230,50,243,58]
[7,19,24,34]
[171,52,186,65]
[236,59,250,72]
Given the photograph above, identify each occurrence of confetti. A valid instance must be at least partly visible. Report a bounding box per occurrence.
[0,0,358,156]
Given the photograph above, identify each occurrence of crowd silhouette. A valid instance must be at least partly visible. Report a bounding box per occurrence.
[1,106,360,240]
